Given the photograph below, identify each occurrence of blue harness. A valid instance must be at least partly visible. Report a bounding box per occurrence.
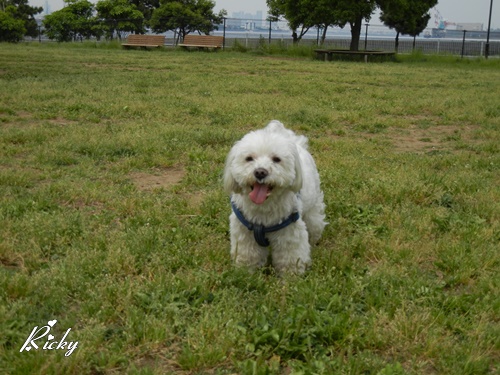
[231,200,300,247]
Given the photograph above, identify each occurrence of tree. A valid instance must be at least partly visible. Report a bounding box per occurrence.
[43,10,78,42]
[43,0,96,42]
[9,0,42,37]
[95,0,144,40]
[335,0,377,51]
[0,6,26,42]
[379,0,437,51]
[316,0,347,45]
[268,0,314,44]
[0,0,42,40]
[268,0,306,44]
[149,0,226,42]
[129,0,159,22]
[267,0,377,50]
[267,0,344,44]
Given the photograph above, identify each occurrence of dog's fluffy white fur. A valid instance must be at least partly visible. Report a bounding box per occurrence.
[224,120,326,274]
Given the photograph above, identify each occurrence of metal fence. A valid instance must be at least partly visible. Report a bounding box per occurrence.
[30,16,500,57]
[212,18,500,57]
[213,33,500,57]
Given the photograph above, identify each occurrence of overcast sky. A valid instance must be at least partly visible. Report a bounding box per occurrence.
[30,0,499,29]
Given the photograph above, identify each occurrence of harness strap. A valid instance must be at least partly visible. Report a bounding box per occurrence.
[231,200,300,247]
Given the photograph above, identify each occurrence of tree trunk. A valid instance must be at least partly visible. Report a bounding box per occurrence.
[321,25,328,45]
[349,15,363,51]
[395,31,399,53]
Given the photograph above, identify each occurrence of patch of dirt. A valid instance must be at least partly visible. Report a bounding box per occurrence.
[16,111,32,119]
[61,198,105,212]
[129,168,207,215]
[388,125,475,154]
[181,190,205,207]
[48,117,78,126]
[324,124,481,154]
[129,167,186,191]
[0,253,25,271]
[1,112,77,127]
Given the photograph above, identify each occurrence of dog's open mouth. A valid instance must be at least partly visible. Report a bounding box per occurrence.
[249,182,273,205]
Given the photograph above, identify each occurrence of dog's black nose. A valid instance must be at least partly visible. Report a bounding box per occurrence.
[254,168,268,180]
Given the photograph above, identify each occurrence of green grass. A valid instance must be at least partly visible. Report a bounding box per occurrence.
[1,42,499,374]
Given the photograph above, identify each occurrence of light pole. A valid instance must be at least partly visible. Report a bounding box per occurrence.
[364,23,369,51]
[222,17,226,50]
[485,0,494,59]
[461,30,467,58]
[269,19,272,44]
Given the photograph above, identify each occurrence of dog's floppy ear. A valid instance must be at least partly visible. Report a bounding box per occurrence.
[223,146,242,194]
[291,144,303,193]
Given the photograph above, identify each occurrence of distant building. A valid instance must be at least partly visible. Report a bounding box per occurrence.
[228,10,266,30]
[456,23,483,31]
[44,0,51,15]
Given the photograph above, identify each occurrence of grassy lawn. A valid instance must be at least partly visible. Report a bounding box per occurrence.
[0,43,499,374]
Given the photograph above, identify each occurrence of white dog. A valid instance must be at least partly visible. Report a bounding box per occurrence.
[224,120,326,274]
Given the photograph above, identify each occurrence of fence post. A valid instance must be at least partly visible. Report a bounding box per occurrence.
[364,23,369,50]
[461,30,466,58]
[269,19,272,44]
[485,0,493,58]
[222,17,226,50]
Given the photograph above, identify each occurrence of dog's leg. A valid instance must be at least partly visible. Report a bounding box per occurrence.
[229,214,268,271]
[302,209,327,245]
[270,220,311,274]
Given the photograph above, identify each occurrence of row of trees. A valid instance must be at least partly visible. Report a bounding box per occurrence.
[1,0,436,49]
[0,0,226,42]
[43,0,226,42]
[267,0,438,50]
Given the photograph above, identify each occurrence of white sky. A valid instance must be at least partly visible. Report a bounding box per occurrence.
[30,0,499,29]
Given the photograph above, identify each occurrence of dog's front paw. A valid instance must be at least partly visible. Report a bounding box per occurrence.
[272,258,309,275]
[231,242,269,272]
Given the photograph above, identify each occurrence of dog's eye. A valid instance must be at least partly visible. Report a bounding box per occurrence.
[245,156,253,162]
[272,156,281,163]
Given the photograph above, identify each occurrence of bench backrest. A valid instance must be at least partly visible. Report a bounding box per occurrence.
[182,35,224,47]
[126,34,165,46]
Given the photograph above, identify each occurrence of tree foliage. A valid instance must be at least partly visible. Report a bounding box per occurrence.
[0,0,42,41]
[1,0,225,43]
[42,0,145,42]
[336,0,378,51]
[267,0,377,50]
[379,0,437,51]
[149,0,226,40]
[0,7,26,42]
[267,0,343,44]
[95,0,144,40]
[43,0,96,42]
[267,0,435,51]
[129,0,159,21]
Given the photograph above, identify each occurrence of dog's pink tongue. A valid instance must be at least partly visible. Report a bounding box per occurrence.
[249,183,269,205]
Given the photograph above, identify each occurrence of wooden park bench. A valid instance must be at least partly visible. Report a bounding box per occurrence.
[122,34,165,49]
[178,35,224,51]
[315,49,396,63]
